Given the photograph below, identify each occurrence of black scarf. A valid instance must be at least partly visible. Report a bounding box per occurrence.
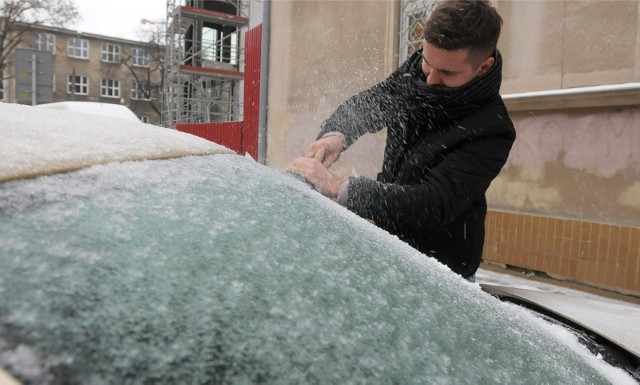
[401,49,503,140]
[381,50,503,181]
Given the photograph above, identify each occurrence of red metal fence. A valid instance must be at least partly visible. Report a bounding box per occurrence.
[177,121,243,153]
[242,24,262,158]
[176,24,262,159]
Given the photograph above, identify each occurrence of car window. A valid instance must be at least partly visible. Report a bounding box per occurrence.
[0,155,632,384]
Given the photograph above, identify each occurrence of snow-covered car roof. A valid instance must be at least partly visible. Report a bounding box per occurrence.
[0,103,637,384]
[36,101,140,122]
[0,103,233,183]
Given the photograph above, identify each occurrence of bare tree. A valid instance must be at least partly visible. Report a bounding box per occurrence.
[119,23,165,118]
[0,0,78,98]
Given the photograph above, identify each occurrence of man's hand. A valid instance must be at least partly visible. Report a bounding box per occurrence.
[306,135,343,168]
[286,157,345,199]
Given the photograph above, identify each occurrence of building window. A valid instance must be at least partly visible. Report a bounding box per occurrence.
[100,79,120,98]
[67,75,89,95]
[34,33,56,54]
[131,48,149,67]
[399,0,441,60]
[140,116,149,123]
[202,28,238,66]
[101,43,121,63]
[68,38,89,59]
[0,79,5,101]
[131,81,150,100]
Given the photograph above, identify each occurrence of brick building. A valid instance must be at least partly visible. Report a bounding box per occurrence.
[2,23,163,124]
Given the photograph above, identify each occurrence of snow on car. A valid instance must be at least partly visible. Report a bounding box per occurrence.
[0,103,635,384]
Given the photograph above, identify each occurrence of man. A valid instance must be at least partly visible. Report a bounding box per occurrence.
[287,0,515,280]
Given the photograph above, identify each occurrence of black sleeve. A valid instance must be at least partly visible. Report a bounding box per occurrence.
[345,127,515,234]
[317,54,418,147]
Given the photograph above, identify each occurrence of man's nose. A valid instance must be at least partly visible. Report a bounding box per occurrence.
[426,70,442,86]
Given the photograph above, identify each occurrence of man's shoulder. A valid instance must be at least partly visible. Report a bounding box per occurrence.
[458,96,515,136]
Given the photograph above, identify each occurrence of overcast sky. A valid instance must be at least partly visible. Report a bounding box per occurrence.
[70,0,167,41]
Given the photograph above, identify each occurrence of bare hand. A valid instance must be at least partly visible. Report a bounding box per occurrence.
[286,157,345,199]
[306,136,343,168]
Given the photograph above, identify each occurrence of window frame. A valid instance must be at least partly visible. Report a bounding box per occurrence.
[101,42,121,63]
[131,47,150,67]
[34,32,56,54]
[399,0,441,61]
[68,37,89,59]
[67,74,89,95]
[130,81,150,100]
[100,78,121,98]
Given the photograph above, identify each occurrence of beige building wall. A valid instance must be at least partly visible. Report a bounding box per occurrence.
[497,0,638,93]
[485,1,639,296]
[267,0,399,178]
[266,0,640,296]
[487,0,640,221]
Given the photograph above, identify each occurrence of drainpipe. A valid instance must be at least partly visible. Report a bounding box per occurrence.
[257,0,270,164]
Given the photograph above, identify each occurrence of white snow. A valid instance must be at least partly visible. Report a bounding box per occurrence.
[478,268,640,371]
[0,103,234,183]
[1,101,638,384]
[502,82,640,100]
[536,314,638,385]
[36,101,140,122]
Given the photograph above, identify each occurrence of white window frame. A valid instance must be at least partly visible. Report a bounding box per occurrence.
[67,74,89,95]
[0,78,5,101]
[131,81,150,100]
[100,78,120,98]
[101,42,121,63]
[34,32,56,54]
[131,48,149,67]
[202,28,238,65]
[68,38,89,59]
[140,115,149,123]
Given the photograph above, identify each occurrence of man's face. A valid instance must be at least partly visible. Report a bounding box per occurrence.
[421,41,494,88]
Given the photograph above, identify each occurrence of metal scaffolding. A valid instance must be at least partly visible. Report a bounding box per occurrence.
[162,0,249,127]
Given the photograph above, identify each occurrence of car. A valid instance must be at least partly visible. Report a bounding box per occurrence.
[36,101,140,122]
[0,102,636,384]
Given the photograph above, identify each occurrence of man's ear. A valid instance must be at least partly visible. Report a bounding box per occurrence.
[478,56,495,75]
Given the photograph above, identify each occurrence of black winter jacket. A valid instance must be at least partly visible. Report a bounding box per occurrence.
[318,50,515,278]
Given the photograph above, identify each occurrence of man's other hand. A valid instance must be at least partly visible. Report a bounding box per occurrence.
[286,157,345,199]
[305,135,343,168]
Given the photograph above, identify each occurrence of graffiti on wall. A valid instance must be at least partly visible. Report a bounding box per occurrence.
[505,108,640,178]
[489,108,640,224]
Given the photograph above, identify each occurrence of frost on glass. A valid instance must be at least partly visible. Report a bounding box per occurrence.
[0,155,614,384]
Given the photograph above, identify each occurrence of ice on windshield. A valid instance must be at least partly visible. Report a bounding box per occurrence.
[0,155,633,384]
